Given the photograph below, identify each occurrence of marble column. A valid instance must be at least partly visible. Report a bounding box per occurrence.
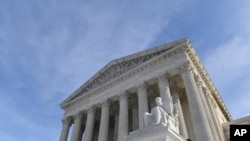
[84,108,96,141]
[132,106,138,130]
[158,74,173,116]
[180,65,214,141]
[172,89,188,139]
[59,118,72,141]
[118,93,128,141]
[113,112,119,141]
[70,113,83,141]
[137,83,149,129]
[98,101,110,141]
[196,81,220,141]
[204,90,226,141]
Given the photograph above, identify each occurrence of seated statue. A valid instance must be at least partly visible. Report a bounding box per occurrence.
[144,97,170,126]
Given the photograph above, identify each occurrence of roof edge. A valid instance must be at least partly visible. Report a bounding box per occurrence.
[60,37,189,107]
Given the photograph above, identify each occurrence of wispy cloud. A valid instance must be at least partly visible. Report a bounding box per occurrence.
[1,0,249,140]
[0,1,188,141]
[204,37,250,119]
[200,0,250,119]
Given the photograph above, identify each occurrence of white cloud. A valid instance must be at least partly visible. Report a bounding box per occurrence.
[205,37,250,86]
[204,36,250,119]
[0,1,189,141]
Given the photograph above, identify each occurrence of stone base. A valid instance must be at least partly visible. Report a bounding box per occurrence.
[126,123,186,141]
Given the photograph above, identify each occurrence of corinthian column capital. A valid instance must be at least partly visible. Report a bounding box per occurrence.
[179,63,193,74]
[74,112,84,120]
[101,99,111,108]
[137,82,147,90]
[87,107,96,114]
[119,91,129,100]
[157,73,170,83]
[62,117,72,126]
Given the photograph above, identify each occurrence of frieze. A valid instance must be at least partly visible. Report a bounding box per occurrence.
[71,50,169,101]
[63,48,186,117]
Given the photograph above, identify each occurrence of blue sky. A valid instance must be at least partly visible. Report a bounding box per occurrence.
[0,0,250,140]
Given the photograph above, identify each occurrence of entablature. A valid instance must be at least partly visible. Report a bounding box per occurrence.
[62,46,188,117]
[60,38,190,108]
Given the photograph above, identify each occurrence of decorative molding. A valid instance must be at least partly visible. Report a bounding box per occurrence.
[70,50,168,101]
[62,46,187,117]
[185,46,232,120]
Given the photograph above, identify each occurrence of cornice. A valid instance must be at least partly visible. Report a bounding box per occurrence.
[184,43,232,121]
[61,38,189,106]
[61,43,188,111]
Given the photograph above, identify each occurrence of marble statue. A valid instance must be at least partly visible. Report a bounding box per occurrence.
[144,97,180,134]
[144,97,170,126]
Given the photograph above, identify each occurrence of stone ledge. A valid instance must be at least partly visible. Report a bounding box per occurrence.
[126,123,186,141]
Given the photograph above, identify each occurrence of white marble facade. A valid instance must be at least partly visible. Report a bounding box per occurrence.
[59,38,232,141]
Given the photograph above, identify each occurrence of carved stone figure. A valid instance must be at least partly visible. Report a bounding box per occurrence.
[144,97,170,126]
[144,97,180,133]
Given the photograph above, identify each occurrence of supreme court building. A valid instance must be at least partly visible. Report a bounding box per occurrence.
[59,38,250,141]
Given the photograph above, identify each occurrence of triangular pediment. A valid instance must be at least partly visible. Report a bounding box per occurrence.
[62,38,189,105]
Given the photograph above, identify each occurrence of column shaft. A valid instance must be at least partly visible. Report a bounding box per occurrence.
[181,65,214,141]
[98,101,110,141]
[70,113,83,141]
[172,91,188,139]
[84,108,95,141]
[137,84,149,129]
[118,93,128,141]
[158,75,173,115]
[197,84,220,141]
[205,92,226,141]
[59,118,71,141]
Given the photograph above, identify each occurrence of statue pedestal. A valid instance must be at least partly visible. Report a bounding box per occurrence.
[126,123,186,141]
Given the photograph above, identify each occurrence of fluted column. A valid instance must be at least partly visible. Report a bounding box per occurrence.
[158,74,173,116]
[59,118,72,141]
[172,89,188,139]
[196,81,220,141]
[180,64,214,141]
[70,113,83,141]
[137,83,149,129]
[98,101,110,141]
[204,90,226,141]
[84,108,96,141]
[118,93,128,141]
